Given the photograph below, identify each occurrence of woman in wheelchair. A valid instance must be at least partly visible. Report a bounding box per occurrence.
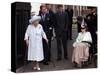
[72,25,92,68]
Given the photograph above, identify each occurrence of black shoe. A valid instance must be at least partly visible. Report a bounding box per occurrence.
[73,62,77,67]
[43,62,49,65]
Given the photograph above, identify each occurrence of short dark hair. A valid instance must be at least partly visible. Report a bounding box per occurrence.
[57,5,63,8]
[40,5,46,10]
[46,4,50,6]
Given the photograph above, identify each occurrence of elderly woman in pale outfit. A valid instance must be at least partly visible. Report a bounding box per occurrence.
[72,25,92,68]
[24,15,48,70]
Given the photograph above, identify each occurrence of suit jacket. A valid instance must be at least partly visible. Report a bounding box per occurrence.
[39,12,53,39]
[48,10,55,28]
[54,11,69,37]
[65,9,73,25]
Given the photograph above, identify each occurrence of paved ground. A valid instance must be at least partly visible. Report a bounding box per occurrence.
[16,24,97,73]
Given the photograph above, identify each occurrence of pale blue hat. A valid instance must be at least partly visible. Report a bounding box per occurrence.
[29,15,41,24]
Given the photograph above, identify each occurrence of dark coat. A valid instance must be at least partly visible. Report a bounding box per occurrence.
[54,11,69,37]
[85,13,97,44]
[39,12,54,39]
[65,9,73,27]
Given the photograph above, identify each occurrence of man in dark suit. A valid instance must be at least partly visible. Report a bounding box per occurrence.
[85,7,97,56]
[54,5,69,61]
[39,5,54,65]
[46,4,55,61]
[65,8,73,40]
[85,8,97,43]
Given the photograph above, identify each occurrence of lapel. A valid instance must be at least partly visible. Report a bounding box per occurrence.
[41,13,46,22]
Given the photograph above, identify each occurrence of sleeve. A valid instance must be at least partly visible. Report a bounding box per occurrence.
[85,32,92,43]
[24,25,30,40]
[76,33,81,43]
[88,32,92,43]
[73,33,81,47]
[53,13,57,29]
[41,25,47,40]
[65,12,69,31]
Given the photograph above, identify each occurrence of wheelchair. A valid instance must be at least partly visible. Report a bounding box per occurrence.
[87,42,97,67]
